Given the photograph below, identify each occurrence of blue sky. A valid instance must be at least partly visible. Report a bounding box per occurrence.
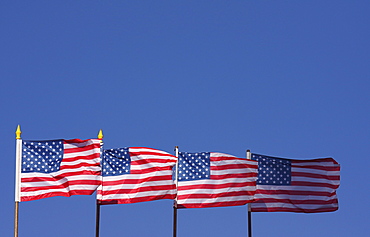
[1,1,369,236]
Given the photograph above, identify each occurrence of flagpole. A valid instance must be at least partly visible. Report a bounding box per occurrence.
[246,149,252,237]
[95,202,101,237]
[14,125,22,237]
[95,129,103,237]
[173,146,179,237]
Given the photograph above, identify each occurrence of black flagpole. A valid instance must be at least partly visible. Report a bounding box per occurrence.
[247,149,252,237]
[248,204,252,237]
[173,146,179,237]
[95,202,101,237]
[173,203,177,237]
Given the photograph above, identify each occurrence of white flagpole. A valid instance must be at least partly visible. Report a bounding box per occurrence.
[246,149,252,237]
[173,146,179,237]
[95,129,103,237]
[14,125,22,237]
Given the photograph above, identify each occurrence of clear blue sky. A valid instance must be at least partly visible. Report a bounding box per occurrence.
[1,1,369,236]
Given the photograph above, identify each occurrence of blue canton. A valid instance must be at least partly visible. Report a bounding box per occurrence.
[252,154,291,185]
[103,148,131,176]
[22,140,63,173]
[178,152,211,181]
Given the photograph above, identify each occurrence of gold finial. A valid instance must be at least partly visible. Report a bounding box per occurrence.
[15,125,22,140]
[98,129,103,140]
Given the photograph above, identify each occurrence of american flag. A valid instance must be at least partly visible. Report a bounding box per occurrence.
[97,147,177,205]
[250,154,340,213]
[176,152,258,208]
[20,139,101,202]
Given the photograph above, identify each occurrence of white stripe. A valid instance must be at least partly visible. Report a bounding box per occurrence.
[63,139,100,148]
[292,176,340,185]
[101,189,177,200]
[61,158,100,166]
[210,152,237,158]
[102,170,172,181]
[21,185,98,197]
[178,177,254,186]
[63,148,100,159]
[211,159,257,166]
[292,161,337,167]
[256,185,336,192]
[130,162,175,169]
[21,169,100,178]
[129,148,177,160]
[254,193,337,201]
[101,180,175,191]
[210,168,257,175]
[129,147,171,154]
[292,167,340,176]
[131,154,177,160]
[15,139,23,202]
[21,175,99,187]
[178,186,256,196]
[21,189,70,197]
[60,166,100,172]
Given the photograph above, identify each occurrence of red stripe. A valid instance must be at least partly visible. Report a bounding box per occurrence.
[210,156,247,161]
[129,166,173,174]
[131,159,175,165]
[21,190,95,202]
[210,157,258,168]
[64,139,92,143]
[292,164,340,172]
[291,171,340,180]
[99,194,176,205]
[21,179,101,192]
[130,151,175,157]
[292,157,338,165]
[211,164,255,170]
[256,189,337,197]
[177,200,250,209]
[62,153,100,162]
[64,144,100,154]
[60,161,100,170]
[251,206,338,213]
[290,181,339,189]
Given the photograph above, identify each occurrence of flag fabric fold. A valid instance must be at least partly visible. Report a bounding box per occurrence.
[250,154,340,213]
[20,139,101,202]
[176,152,258,208]
[97,147,177,205]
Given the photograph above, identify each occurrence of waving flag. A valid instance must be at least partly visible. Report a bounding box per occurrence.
[250,154,340,213]
[19,139,101,202]
[176,152,258,208]
[97,147,177,205]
